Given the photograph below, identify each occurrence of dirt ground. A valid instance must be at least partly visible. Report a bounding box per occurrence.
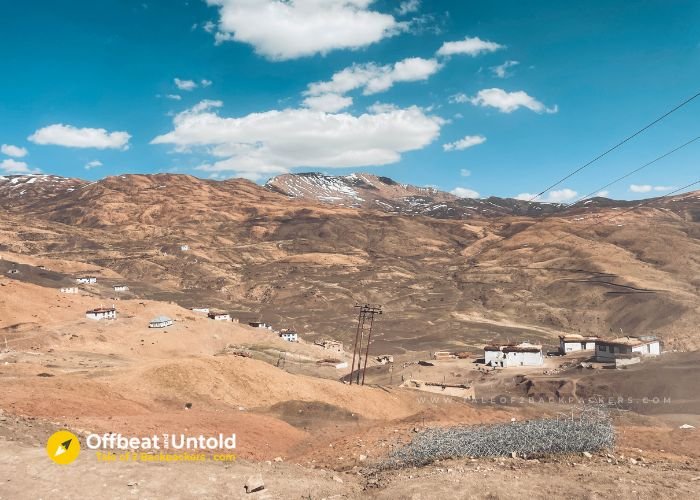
[2,279,699,499]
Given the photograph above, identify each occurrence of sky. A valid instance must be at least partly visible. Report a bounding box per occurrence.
[1,0,699,201]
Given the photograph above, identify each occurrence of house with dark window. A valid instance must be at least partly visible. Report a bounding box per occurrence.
[595,336,660,365]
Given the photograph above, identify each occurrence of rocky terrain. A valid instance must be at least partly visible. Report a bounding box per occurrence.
[1,172,699,353]
[266,171,579,218]
[1,172,699,498]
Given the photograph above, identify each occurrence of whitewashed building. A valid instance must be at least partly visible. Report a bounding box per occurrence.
[191,307,210,314]
[595,336,661,364]
[208,312,231,321]
[76,276,97,284]
[85,306,116,320]
[180,245,189,251]
[484,342,544,368]
[559,334,599,354]
[60,287,79,294]
[149,316,173,328]
[280,330,298,342]
[248,321,273,330]
[113,285,129,292]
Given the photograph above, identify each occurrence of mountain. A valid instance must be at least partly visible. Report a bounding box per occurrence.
[2,172,699,352]
[0,174,87,208]
[266,172,619,218]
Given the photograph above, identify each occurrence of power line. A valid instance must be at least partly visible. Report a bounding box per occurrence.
[540,179,700,248]
[523,90,700,203]
[559,179,700,236]
[496,134,700,243]
[567,135,700,208]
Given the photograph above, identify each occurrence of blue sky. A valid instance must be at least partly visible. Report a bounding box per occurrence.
[1,0,699,201]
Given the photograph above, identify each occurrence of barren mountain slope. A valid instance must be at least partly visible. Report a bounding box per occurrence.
[2,173,699,352]
[266,172,587,218]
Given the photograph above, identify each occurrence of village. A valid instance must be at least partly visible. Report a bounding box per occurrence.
[60,269,666,401]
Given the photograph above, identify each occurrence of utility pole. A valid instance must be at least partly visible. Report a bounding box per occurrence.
[348,304,382,385]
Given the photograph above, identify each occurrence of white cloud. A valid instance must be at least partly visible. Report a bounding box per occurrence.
[443,134,486,152]
[306,57,441,97]
[151,100,443,180]
[174,78,198,91]
[490,60,519,78]
[166,94,182,101]
[468,88,558,114]
[203,20,216,33]
[597,190,609,197]
[450,186,480,198]
[206,0,400,60]
[397,0,420,15]
[201,79,213,87]
[629,184,652,193]
[449,93,469,104]
[629,184,673,193]
[515,188,577,203]
[84,160,103,170]
[28,124,130,149]
[460,168,471,177]
[302,93,353,112]
[436,36,504,57]
[0,158,33,174]
[547,188,578,202]
[367,102,399,114]
[1,144,28,158]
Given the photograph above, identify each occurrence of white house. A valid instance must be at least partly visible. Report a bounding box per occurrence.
[484,342,544,368]
[191,307,210,314]
[248,321,273,330]
[180,245,189,251]
[559,334,599,354]
[85,307,116,320]
[208,312,231,321]
[280,330,298,342]
[595,336,661,364]
[60,287,79,294]
[76,276,97,284]
[113,284,129,292]
[149,316,173,328]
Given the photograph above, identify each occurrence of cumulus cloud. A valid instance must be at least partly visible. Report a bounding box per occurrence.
[206,0,400,60]
[84,160,103,170]
[515,188,577,203]
[491,60,519,78]
[306,57,441,98]
[629,184,673,193]
[1,144,28,158]
[302,93,353,113]
[28,124,130,149]
[174,78,198,91]
[450,186,480,198]
[467,88,558,114]
[151,100,443,180]
[201,79,213,87]
[0,158,33,174]
[460,168,471,177]
[397,0,420,15]
[443,134,486,152]
[597,190,610,198]
[436,36,504,57]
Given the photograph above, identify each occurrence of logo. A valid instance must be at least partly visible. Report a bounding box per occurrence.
[47,430,80,464]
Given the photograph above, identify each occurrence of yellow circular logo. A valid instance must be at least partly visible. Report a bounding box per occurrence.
[46,430,80,464]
